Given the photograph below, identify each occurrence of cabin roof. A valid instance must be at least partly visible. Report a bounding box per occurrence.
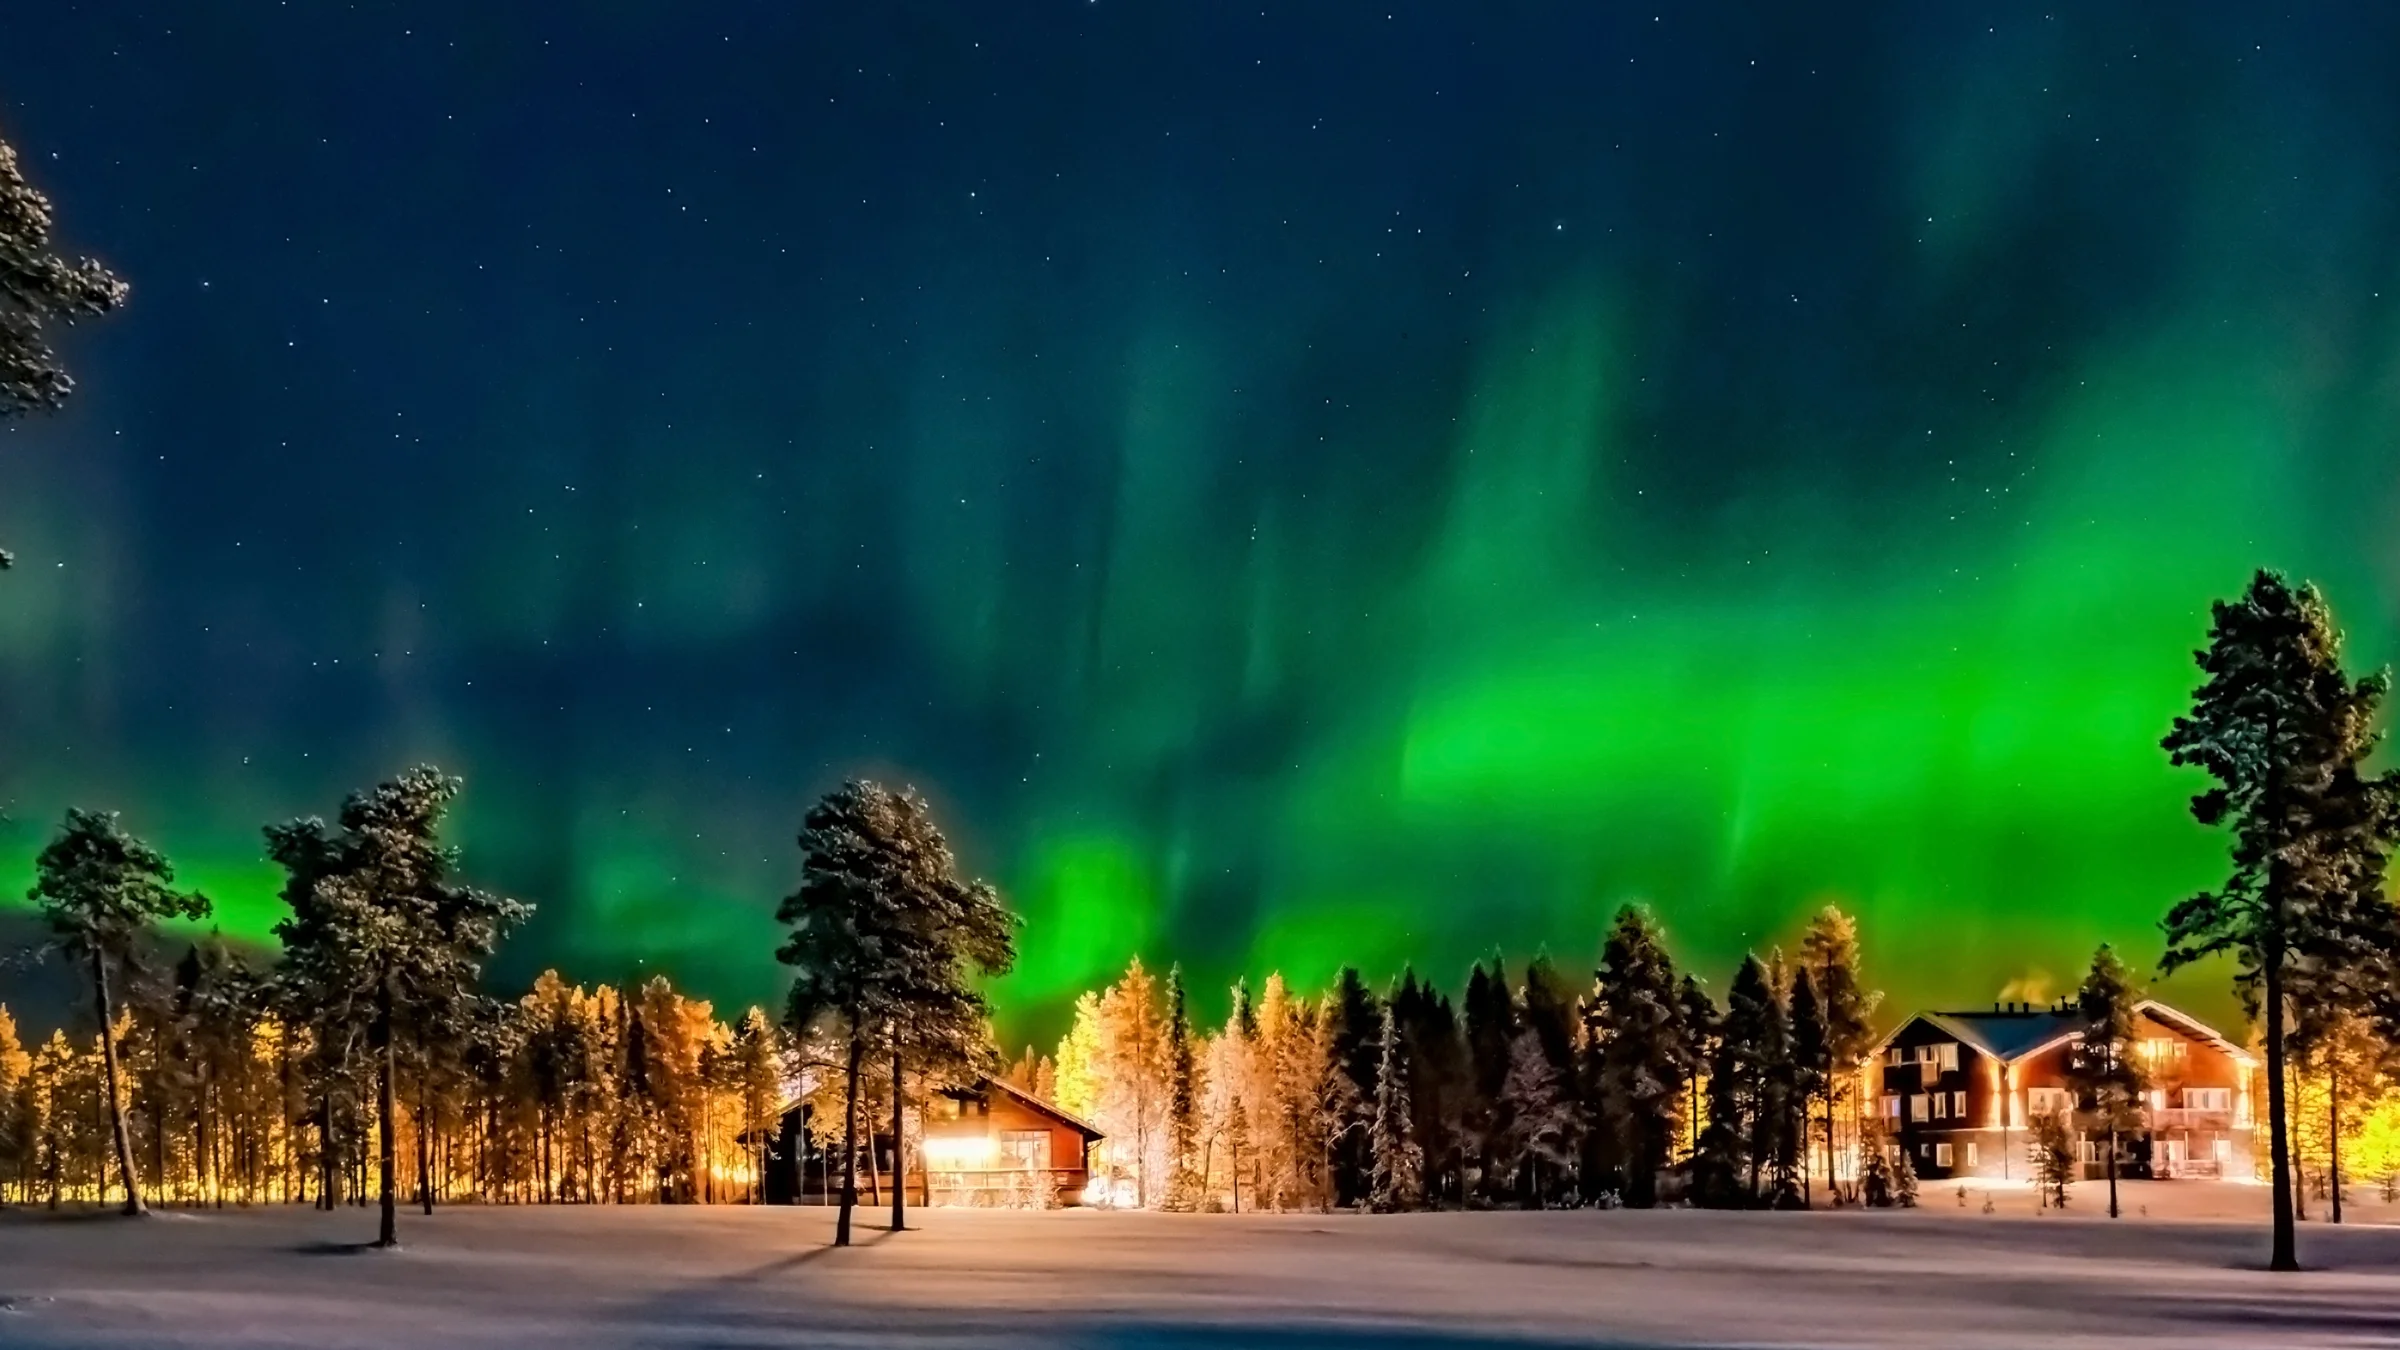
[986,1076,1105,1140]
[1872,997,2254,1067]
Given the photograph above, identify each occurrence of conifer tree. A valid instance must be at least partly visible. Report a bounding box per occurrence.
[0,130,130,569]
[269,769,526,1247]
[1461,960,1515,1198]
[1893,1137,1920,1208]
[2161,571,2400,1270]
[0,1005,27,1201]
[730,1008,784,1204]
[30,809,208,1215]
[776,781,1013,1244]
[1586,905,1688,1207]
[1719,954,1780,1202]
[1324,967,1380,1205]
[1367,1000,1420,1212]
[1162,964,1201,1209]
[2029,1110,2074,1208]
[1498,1028,1575,1205]
[1786,968,1827,1205]
[2066,945,2144,1219]
[1095,957,1168,1206]
[1797,906,1879,1200]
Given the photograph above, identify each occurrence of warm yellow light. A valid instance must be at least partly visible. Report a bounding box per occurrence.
[923,1135,997,1168]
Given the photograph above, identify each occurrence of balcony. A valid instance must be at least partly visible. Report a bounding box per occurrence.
[2146,1107,2241,1130]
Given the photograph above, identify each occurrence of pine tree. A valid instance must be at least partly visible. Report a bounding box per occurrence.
[1719,955,1780,1203]
[269,768,528,1246]
[730,1008,784,1204]
[1461,960,1515,1199]
[0,130,130,569]
[777,781,1014,1244]
[1498,1028,1575,1206]
[1367,1001,1421,1212]
[1052,992,1104,1124]
[1162,965,1201,1209]
[1797,906,1879,1202]
[1859,1124,1894,1207]
[1587,906,1689,1208]
[2067,945,2144,1219]
[29,809,209,1215]
[1324,967,1380,1205]
[1786,969,1827,1206]
[0,1005,28,1202]
[1094,957,1168,1206]
[2029,1110,2073,1208]
[1893,1137,1920,1208]
[2161,571,2400,1271]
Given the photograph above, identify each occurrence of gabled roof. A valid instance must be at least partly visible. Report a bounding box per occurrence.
[1917,1009,2083,1063]
[1870,997,2255,1068]
[986,1076,1105,1140]
[2135,999,2255,1066]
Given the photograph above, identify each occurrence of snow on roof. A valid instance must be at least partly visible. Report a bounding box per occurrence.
[1870,997,2253,1067]
[986,1076,1105,1140]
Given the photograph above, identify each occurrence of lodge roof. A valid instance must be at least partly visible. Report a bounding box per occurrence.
[1872,998,2254,1067]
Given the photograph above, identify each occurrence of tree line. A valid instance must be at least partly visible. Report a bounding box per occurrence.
[1015,904,1881,1213]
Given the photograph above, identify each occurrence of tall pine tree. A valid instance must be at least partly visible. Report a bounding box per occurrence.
[1586,906,1688,1208]
[2066,944,2143,1220]
[2161,571,2400,1271]
[1366,1000,1420,1212]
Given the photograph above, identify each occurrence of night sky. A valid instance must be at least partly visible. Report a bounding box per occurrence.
[5,4,2399,1037]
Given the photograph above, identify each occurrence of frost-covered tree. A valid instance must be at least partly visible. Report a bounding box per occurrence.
[1367,1000,1421,1212]
[2161,571,2400,1271]
[2067,945,2144,1219]
[269,768,526,1247]
[30,809,208,1215]
[1498,1028,1576,1205]
[0,130,130,570]
[1094,957,1168,1206]
[0,1005,26,1199]
[1586,905,1689,1207]
[729,1008,785,1204]
[1797,906,1879,1200]
[1859,1124,1894,1208]
[1162,964,1202,1209]
[777,781,1013,1244]
[1893,1137,1920,1209]
[2029,1110,2074,1209]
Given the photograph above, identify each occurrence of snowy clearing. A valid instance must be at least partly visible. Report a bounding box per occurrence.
[7,1183,2400,1349]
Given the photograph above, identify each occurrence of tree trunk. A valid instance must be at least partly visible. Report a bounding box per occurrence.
[2263,951,2298,1270]
[2105,1125,2119,1218]
[320,1094,337,1211]
[90,950,147,1217]
[890,1048,907,1232]
[835,1027,862,1246]
[2330,1067,2344,1224]
[375,995,399,1248]
[417,1071,435,1216]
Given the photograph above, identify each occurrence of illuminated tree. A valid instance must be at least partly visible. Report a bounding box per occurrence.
[1786,969,1827,1205]
[1052,992,1103,1124]
[269,767,528,1247]
[30,808,209,1215]
[1586,905,1690,1208]
[2161,571,2400,1271]
[1498,1028,1575,1205]
[2029,1110,2074,1208]
[1094,957,1169,1206]
[0,1005,27,1201]
[0,130,129,570]
[1798,906,1880,1200]
[729,1007,785,1204]
[1893,1134,1920,1208]
[1366,1000,1420,1212]
[2066,945,2144,1219]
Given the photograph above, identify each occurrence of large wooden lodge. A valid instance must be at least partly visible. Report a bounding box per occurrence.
[1869,998,2256,1183]
[764,1077,1102,1208]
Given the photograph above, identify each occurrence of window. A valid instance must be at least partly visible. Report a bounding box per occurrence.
[2185,1088,2232,1113]
[1930,1093,1947,1121]
[1965,1142,1979,1168]
[1913,1042,1960,1072]
[2080,1139,2102,1164]
[2027,1087,2072,1118]
[1951,1091,1968,1118]
[1935,1143,1953,1168]
[1909,1094,1928,1122]
[2135,1038,2188,1068]
[2212,1137,2231,1162]
[1880,1094,1901,1120]
[1885,1047,1907,1068]
[998,1130,1050,1171]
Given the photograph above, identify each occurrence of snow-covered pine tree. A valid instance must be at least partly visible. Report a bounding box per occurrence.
[1499,1028,1576,1206]
[1894,1141,1919,1208]
[2067,945,2144,1220]
[1162,964,1202,1210]
[1367,1001,1422,1212]
[2030,1110,2073,1209]
[1859,1126,1894,1208]
[1798,906,1881,1204]
[270,767,529,1247]
[0,131,130,570]
[30,809,210,1216]
[1586,905,1690,1208]
[2162,571,2400,1270]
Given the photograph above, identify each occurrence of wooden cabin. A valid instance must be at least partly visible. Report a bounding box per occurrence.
[763,1077,1101,1208]
[1868,998,2255,1183]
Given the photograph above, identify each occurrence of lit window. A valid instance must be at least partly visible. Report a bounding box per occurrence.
[1931,1093,1947,1120]
[1909,1094,1928,1122]
[1880,1094,1901,1119]
[1965,1142,1978,1167]
[2184,1088,2232,1112]
[1935,1143,1953,1168]
[1952,1091,1968,1118]
[1938,1043,1959,1072]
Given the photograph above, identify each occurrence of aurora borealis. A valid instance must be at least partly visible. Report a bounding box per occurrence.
[3,5,2398,1036]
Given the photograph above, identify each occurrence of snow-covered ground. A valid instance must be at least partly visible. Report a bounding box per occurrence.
[7,1183,2400,1349]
